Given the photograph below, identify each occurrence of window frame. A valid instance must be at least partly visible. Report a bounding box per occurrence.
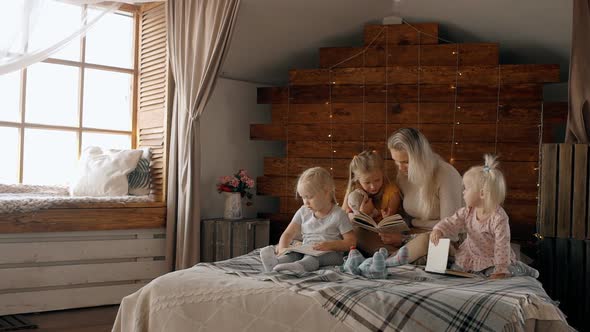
[0,4,140,185]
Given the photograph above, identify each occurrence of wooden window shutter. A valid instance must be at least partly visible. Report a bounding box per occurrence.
[137,3,169,202]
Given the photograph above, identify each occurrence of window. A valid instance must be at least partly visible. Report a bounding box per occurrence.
[0,4,136,185]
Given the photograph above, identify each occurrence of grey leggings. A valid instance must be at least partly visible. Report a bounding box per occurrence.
[279,252,344,271]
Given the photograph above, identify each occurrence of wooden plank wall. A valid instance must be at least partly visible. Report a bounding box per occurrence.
[137,3,169,202]
[538,144,589,331]
[251,23,567,243]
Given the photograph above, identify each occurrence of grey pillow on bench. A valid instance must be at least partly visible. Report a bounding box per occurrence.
[128,148,151,196]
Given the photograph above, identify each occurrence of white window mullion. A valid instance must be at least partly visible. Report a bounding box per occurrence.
[18,69,27,184]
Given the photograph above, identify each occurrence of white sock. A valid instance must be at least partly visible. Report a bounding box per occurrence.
[273,262,305,274]
[260,246,278,272]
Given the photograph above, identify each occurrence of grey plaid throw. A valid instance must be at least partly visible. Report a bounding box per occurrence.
[199,250,569,332]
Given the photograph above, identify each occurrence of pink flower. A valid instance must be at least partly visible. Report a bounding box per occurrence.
[217,169,255,205]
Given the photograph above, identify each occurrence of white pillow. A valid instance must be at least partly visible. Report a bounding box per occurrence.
[70,146,143,197]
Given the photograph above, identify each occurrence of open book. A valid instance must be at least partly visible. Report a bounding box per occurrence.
[352,212,410,233]
[425,238,477,278]
[281,244,332,257]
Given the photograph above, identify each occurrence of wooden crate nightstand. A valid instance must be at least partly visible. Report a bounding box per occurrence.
[200,218,270,262]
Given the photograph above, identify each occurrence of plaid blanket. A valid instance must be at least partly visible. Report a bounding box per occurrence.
[199,250,570,332]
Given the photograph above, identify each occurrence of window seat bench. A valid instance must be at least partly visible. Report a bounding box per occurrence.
[0,200,166,233]
[0,184,166,233]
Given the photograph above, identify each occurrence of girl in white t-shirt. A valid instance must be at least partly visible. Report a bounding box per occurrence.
[260,167,356,273]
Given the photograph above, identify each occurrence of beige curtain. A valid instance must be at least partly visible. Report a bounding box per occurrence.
[565,0,590,143]
[166,0,240,270]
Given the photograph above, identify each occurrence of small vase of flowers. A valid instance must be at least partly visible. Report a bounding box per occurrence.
[217,169,255,219]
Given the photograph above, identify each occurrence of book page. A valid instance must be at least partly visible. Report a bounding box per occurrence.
[354,211,378,227]
[377,214,404,226]
[283,245,330,257]
[425,238,450,273]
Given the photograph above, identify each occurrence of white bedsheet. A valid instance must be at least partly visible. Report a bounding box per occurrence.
[113,253,573,332]
[112,265,352,332]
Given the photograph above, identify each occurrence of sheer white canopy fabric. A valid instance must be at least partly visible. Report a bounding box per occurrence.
[166,0,241,269]
[0,0,163,76]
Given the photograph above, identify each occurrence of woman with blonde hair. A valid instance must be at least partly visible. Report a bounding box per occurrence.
[379,128,463,261]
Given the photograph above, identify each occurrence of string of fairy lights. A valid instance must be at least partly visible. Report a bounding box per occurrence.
[282,20,544,203]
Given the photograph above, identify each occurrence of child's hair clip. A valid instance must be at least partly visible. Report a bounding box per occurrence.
[483,165,491,172]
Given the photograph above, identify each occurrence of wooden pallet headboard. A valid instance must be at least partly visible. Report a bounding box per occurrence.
[251,23,567,243]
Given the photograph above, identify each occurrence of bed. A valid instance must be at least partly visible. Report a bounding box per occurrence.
[112,250,573,332]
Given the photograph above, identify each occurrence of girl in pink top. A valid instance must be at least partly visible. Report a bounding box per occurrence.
[430,155,538,279]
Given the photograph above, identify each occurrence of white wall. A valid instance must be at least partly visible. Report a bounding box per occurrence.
[222,0,572,93]
[199,78,282,219]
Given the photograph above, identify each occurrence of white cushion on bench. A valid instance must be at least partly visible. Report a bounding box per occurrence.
[70,146,142,197]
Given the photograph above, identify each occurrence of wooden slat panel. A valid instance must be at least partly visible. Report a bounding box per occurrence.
[258,174,534,201]
[0,282,147,316]
[140,127,164,135]
[290,65,559,86]
[263,157,396,179]
[572,145,588,239]
[453,161,538,190]
[251,123,539,143]
[139,71,166,85]
[138,109,165,131]
[142,20,166,36]
[420,43,499,66]
[319,43,499,68]
[0,238,165,264]
[501,64,560,84]
[280,140,538,162]
[364,23,439,46]
[0,207,166,233]
[141,55,167,71]
[270,102,542,125]
[287,140,386,159]
[557,144,573,238]
[257,176,347,200]
[265,157,536,190]
[139,132,164,141]
[452,142,539,162]
[259,84,543,104]
[0,261,168,290]
[540,144,558,237]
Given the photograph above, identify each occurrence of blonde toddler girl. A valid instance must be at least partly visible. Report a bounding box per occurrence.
[430,155,538,278]
[260,167,356,273]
